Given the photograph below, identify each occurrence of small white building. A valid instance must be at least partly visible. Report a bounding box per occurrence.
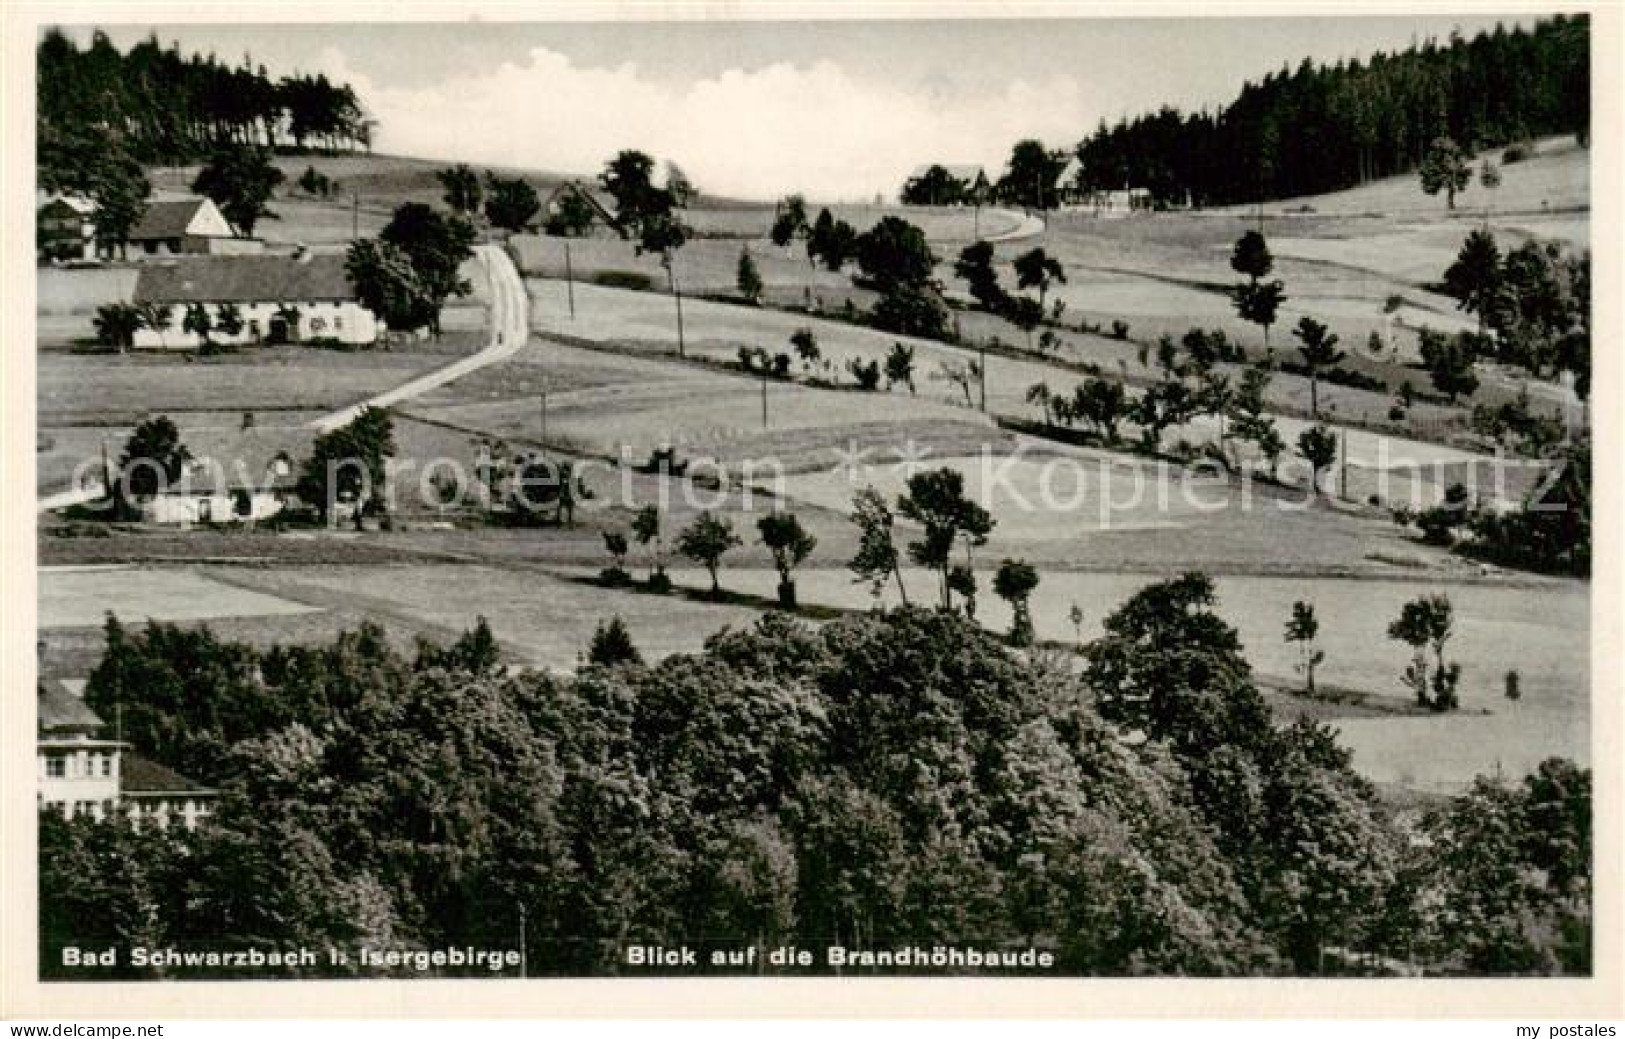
[130,252,379,350]
[1053,157,1087,204]
[134,424,310,527]
[1088,187,1154,216]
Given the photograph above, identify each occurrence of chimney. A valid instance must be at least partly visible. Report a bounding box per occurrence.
[241,411,255,430]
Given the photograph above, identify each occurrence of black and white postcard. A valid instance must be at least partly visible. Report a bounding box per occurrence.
[3,1,1619,1022]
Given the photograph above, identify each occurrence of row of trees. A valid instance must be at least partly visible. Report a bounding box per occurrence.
[47,572,1589,977]
[38,29,370,176]
[435,165,544,233]
[1070,16,1588,207]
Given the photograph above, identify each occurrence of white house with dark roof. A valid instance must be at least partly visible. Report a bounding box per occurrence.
[130,252,378,349]
[133,421,313,526]
[37,678,216,830]
[121,754,217,831]
[127,196,254,256]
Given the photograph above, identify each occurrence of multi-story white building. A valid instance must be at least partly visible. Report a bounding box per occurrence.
[37,679,216,830]
[37,678,125,822]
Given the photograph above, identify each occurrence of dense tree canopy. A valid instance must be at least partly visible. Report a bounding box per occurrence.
[38,28,370,179]
[1071,17,1588,207]
[191,147,284,236]
[48,573,1590,978]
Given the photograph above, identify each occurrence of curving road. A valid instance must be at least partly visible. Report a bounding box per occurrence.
[982,207,1046,242]
[311,243,529,432]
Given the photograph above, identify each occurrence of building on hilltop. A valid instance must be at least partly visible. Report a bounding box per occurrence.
[37,678,216,830]
[130,251,378,349]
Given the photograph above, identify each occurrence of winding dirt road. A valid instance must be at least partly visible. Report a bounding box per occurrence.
[311,242,528,432]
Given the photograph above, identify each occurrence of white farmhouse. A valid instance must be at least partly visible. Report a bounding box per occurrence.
[130,251,378,350]
[133,423,311,527]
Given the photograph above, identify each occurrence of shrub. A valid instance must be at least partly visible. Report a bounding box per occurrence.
[594,270,654,291]
[847,358,882,391]
[587,616,643,667]
[870,284,951,339]
[1277,360,1387,394]
[1502,140,1535,164]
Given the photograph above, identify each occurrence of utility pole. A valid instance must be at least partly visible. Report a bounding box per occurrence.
[100,436,112,501]
[667,254,686,359]
[563,240,576,320]
[540,379,549,444]
[352,192,360,242]
[978,340,988,413]
[1340,430,1350,500]
[518,902,527,979]
[760,367,769,429]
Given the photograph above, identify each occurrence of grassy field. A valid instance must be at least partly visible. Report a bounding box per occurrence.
[39,565,319,628]
[1243,135,1589,218]
[654,563,1586,791]
[407,337,1009,474]
[35,347,483,494]
[214,562,766,671]
[44,555,1574,791]
[37,149,1589,800]
[522,280,1504,478]
[39,348,461,424]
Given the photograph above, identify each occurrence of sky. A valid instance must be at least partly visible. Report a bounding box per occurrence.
[80,13,1548,202]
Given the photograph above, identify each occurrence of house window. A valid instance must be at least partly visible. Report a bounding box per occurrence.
[311,317,328,334]
[334,317,343,331]
[100,755,112,777]
[45,757,64,779]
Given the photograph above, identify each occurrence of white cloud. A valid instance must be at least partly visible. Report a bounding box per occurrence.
[314,46,1088,201]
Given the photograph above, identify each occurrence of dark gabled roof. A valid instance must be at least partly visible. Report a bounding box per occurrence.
[120,753,215,796]
[38,679,105,734]
[130,198,224,241]
[176,426,313,492]
[133,253,358,305]
[38,194,97,217]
